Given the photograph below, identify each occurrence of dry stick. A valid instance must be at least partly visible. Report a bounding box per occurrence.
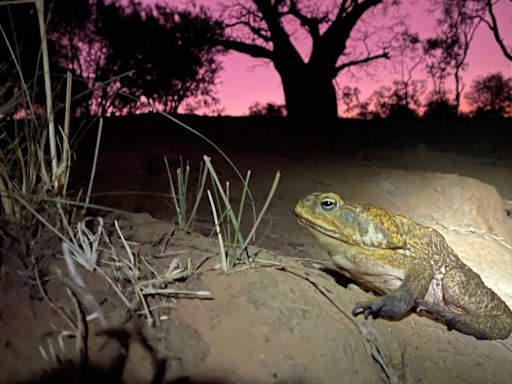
[207,190,227,271]
[237,170,253,240]
[60,71,72,193]
[58,205,77,245]
[185,161,208,230]
[225,181,232,256]
[94,267,133,310]
[164,157,181,227]
[0,0,35,4]
[141,257,160,279]
[236,171,280,260]
[85,118,103,210]
[114,220,135,266]
[180,161,190,222]
[141,288,211,297]
[35,0,57,189]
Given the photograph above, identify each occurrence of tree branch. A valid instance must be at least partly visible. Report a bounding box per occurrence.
[288,0,326,39]
[335,51,389,73]
[218,39,273,59]
[248,0,303,64]
[225,20,272,42]
[485,0,512,61]
[320,0,383,63]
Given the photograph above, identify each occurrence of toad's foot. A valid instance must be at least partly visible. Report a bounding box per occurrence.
[353,289,414,319]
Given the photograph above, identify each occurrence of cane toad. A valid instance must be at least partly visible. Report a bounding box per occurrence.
[294,192,512,340]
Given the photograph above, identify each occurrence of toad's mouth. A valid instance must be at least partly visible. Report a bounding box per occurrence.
[296,217,345,241]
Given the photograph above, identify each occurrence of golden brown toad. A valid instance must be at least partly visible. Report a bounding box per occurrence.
[294,192,512,340]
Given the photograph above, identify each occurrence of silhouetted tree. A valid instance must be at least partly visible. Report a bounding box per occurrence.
[247,101,286,117]
[93,0,224,115]
[2,0,224,116]
[465,72,512,118]
[423,38,452,104]
[48,0,104,115]
[0,1,105,116]
[340,86,362,117]
[219,0,396,119]
[427,0,484,114]
[363,79,424,119]
[435,0,511,62]
[422,95,457,120]
[389,30,424,114]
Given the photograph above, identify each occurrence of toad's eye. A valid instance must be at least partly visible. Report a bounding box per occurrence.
[320,197,338,213]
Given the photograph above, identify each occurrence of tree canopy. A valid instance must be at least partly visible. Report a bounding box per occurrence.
[0,0,225,116]
[465,72,512,118]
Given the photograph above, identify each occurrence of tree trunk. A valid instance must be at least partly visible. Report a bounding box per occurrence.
[278,65,338,119]
[454,68,462,114]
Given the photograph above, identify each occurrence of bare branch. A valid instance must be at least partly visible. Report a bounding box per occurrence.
[485,0,512,61]
[225,20,272,42]
[287,0,327,39]
[335,50,389,73]
[320,0,383,63]
[219,39,273,59]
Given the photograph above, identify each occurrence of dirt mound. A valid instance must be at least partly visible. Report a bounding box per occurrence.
[2,213,512,384]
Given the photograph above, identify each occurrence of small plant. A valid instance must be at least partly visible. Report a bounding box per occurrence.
[164,157,207,231]
[0,0,74,265]
[99,219,211,326]
[204,155,280,271]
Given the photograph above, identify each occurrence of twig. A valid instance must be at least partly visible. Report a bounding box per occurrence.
[185,161,208,230]
[236,171,280,260]
[141,288,211,298]
[207,190,227,271]
[94,267,133,310]
[85,118,103,210]
[164,157,181,227]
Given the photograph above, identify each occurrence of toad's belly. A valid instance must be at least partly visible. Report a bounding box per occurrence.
[333,264,403,294]
[329,247,406,294]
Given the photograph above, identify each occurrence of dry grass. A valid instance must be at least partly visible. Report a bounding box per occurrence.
[164,157,208,231]
[204,155,281,271]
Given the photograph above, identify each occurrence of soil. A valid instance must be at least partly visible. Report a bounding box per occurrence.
[1,115,512,383]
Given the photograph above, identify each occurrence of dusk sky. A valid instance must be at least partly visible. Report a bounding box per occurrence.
[165,0,512,115]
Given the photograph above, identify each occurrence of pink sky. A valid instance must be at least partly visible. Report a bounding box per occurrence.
[168,0,512,115]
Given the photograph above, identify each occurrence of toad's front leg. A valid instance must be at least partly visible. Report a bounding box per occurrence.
[352,268,432,320]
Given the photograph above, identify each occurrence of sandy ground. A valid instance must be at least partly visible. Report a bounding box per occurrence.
[1,116,512,383]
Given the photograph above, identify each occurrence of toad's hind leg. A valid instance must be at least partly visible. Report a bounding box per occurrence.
[418,266,512,340]
[415,300,501,339]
